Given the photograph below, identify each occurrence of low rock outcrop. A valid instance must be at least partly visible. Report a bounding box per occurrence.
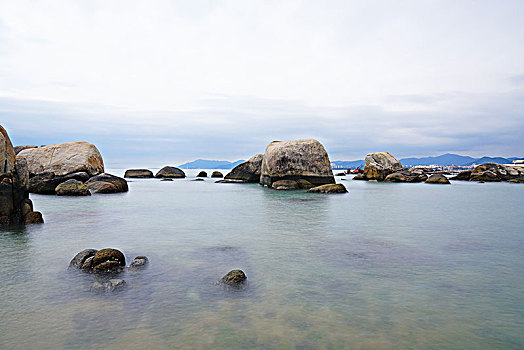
[69,248,126,274]
[363,152,403,181]
[469,163,523,182]
[130,256,148,269]
[55,179,91,196]
[224,154,264,183]
[307,183,348,193]
[85,173,128,193]
[425,174,450,184]
[197,171,207,177]
[211,171,223,178]
[217,269,247,289]
[450,170,472,181]
[272,179,299,190]
[124,169,153,178]
[18,141,104,177]
[384,171,428,183]
[29,171,90,194]
[155,166,185,178]
[91,278,127,293]
[260,139,335,187]
[1,125,43,225]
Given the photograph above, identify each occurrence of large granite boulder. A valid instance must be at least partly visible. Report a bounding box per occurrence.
[85,173,128,193]
[155,166,185,178]
[124,169,153,178]
[426,174,450,184]
[55,179,91,196]
[18,141,104,177]
[224,154,263,183]
[260,139,335,187]
[28,171,90,194]
[469,163,524,182]
[0,125,43,225]
[363,152,403,181]
[384,171,428,183]
[307,183,348,193]
[14,145,37,155]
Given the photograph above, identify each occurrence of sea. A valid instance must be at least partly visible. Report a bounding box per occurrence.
[1,170,523,349]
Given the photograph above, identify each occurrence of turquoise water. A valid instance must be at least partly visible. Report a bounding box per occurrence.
[1,170,523,349]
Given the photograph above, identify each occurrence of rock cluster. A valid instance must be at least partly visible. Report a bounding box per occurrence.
[307,183,348,193]
[384,171,428,183]
[451,163,524,183]
[0,125,44,225]
[362,152,403,181]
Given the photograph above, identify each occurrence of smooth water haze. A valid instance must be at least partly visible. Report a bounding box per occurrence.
[1,170,523,349]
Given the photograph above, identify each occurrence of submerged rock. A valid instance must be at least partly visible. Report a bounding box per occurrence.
[155,166,185,178]
[130,256,149,269]
[508,177,524,183]
[425,174,450,184]
[18,141,104,177]
[215,179,247,184]
[55,179,91,196]
[124,169,154,178]
[307,183,348,193]
[85,173,128,193]
[384,171,427,183]
[260,139,335,187]
[69,249,98,269]
[23,211,44,224]
[211,171,223,178]
[363,152,403,181]
[218,269,247,289]
[91,278,127,293]
[272,179,299,190]
[160,178,173,181]
[224,154,264,183]
[70,248,126,274]
[197,171,207,177]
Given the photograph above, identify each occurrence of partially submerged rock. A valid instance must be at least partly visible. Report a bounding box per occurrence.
[70,248,126,274]
[363,152,403,181]
[224,154,263,183]
[130,256,149,269]
[192,178,205,181]
[197,171,207,177]
[307,183,348,193]
[211,171,223,178]
[155,166,185,178]
[55,179,91,196]
[296,179,314,189]
[508,177,524,183]
[124,169,154,178]
[218,269,247,289]
[260,139,335,187]
[426,174,450,184]
[69,249,98,269]
[384,171,427,183]
[85,173,128,193]
[24,211,44,224]
[469,163,523,182]
[272,179,299,190]
[450,170,472,181]
[91,278,127,293]
[18,141,104,177]
[28,171,90,194]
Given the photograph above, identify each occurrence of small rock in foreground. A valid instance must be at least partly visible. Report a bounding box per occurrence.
[130,256,149,268]
[218,269,247,289]
[425,174,450,184]
[55,179,91,196]
[307,183,348,194]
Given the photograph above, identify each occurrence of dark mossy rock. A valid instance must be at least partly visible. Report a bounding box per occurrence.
[29,171,90,194]
[160,178,173,181]
[296,179,314,189]
[23,211,44,224]
[384,171,428,183]
[124,169,154,178]
[218,269,247,289]
[211,171,223,178]
[335,172,346,176]
[93,260,124,274]
[81,256,95,271]
[92,248,126,267]
[352,173,367,180]
[85,173,128,193]
[425,174,450,184]
[215,179,246,184]
[308,183,348,193]
[450,170,472,181]
[508,177,524,183]
[55,179,91,196]
[197,171,207,177]
[130,256,148,269]
[224,154,263,183]
[192,178,205,181]
[90,278,127,293]
[272,179,299,190]
[155,166,185,178]
[69,248,98,269]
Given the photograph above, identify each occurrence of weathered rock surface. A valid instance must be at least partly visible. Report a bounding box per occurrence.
[363,152,403,181]
[469,163,524,182]
[425,174,451,184]
[307,183,348,193]
[85,173,128,193]
[69,249,98,269]
[508,177,524,183]
[55,179,91,196]
[130,256,148,269]
[352,173,367,180]
[197,171,207,177]
[272,179,299,190]
[155,166,185,178]
[91,278,127,293]
[260,139,335,187]
[124,169,153,178]
[296,179,314,189]
[70,248,126,274]
[1,125,43,225]
[18,141,104,177]
[28,171,90,194]
[218,269,247,289]
[384,171,428,183]
[211,171,223,178]
[224,154,263,183]
[14,145,38,155]
[450,170,472,181]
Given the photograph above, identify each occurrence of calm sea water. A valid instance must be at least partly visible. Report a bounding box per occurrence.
[1,170,523,349]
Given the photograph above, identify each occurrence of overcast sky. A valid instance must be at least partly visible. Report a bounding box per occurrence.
[1,0,523,167]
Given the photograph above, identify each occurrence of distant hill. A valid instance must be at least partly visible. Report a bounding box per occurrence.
[331,160,364,169]
[400,153,476,166]
[178,159,244,169]
[466,157,511,166]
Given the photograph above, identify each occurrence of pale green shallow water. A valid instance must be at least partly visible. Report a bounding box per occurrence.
[1,170,523,349]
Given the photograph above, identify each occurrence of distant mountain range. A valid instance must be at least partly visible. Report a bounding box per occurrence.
[331,153,521,168]
[178,159,244,169]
